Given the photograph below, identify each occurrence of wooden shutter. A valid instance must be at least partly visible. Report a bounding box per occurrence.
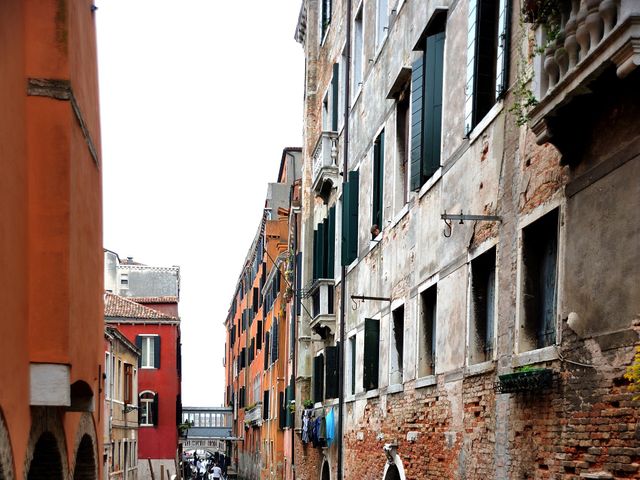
[285,382,294,428]
[495,0,510,98]
[410,56,425,190]
[279,392,286,429]
[327,206,336,278]
[152,393,159,426]
[318,221,326,278]
[271,322,279,363]
[363,319,380,390]
[264,331,270,370]
[135,336,142,368]
[464,0,478,135]
[154,336,161,369]
[424,31,445,178]
[296,252,302,315]
[341,170,359,265]
[373,131,385,228]
[332,63,340,130]
[313,354,325,402]
[257,321,263,350]
[263,390,270,420]
[313,229,319,280]
[325,345,339,399]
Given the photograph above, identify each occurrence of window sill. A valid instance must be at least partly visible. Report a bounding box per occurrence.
[513,345,558,368]
[388,203,410,231]
[356,388,379,400]
[414,375,437,389]
[351,86,363,109]
[140,424,155,428]
[417,167,443,200]
[465,360,496,377]
[345,394,356,403]
[140,367,157,370]
[468,101,504,145]
[386,383,404,395]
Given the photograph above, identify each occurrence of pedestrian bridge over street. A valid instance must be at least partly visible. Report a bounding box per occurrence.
[181,406,239,453]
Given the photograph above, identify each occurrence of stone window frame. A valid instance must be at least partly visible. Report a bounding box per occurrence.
[139,334,158,369]
[139,390,156,427]
[388,298,406,389]
[414,272,439,383]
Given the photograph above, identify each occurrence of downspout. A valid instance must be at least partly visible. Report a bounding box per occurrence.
[109,333,115,475]
[338,0,353,478]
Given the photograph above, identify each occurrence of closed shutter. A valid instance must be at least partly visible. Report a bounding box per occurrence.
[176,394,182,427]
[325,345,339,399]
[263,390,270,420]
[327,206,335,278]
[332,63,340,130]
[253,288,259,313]
[495,0,510,98]
[271,322,279,363]
[464,0,478,136]
[264,331,270,370]
[341,170,359,265]
[424,31,445,178]
[313,354,325,402]
[363,319,380,390]
[285,381,294,428]
[313,229,319,280]
[373,131,385,228]
[154,336,161,368]
[318,221,326,278]
[152,393,159,426]
[296,253,302,315]
[410,56,425,190]
[279,392,286,429]
[257,321,263,350]
[135,336,142,368]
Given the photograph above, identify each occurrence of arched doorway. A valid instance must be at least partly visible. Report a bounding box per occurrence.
[27,432,63,480]
[384,464,401,480]
[72,434,96,480]
[321,460,330,480]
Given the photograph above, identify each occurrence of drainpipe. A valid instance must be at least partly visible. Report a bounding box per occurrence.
[338,0,353,479]
[109,332,115,476]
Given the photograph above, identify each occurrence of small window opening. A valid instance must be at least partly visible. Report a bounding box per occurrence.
[418,285,437,377]
[470,248,496,364]
[390,305,404,385]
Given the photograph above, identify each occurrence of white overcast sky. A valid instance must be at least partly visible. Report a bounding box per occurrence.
[96,0,304,406]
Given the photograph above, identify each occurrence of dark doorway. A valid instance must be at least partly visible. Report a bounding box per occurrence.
[27,432,63,480]
[73,435,96,480]
[384,464,401,480]
[321,461,330,480]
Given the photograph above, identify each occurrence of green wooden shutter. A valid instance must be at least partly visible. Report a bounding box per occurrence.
[279,392,286,429]
[135,336,142,368]
[313,354,325,402]
[465,0,478,135]
[363,319,380,390]
[327,206,335,278]
[257,320,263,350]
[332,63,340,131]
[318,221,326,278]
[325,345,339,399]
[154,336,161,369]
[263,390,270,420]
[495,0,510,98]
[152,393,159,426]
[373,131,385,229]
[264,331,270,370]
[341,171,359,265]
[424,31,445,178]
[272,322,279,363]
[313,229,319,280]
[410,56,425,190]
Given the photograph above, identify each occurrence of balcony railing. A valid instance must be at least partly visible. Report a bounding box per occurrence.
[311,131,339,196]
[308,279,335,338]
[530,0,639,143]
[244,403,262,427]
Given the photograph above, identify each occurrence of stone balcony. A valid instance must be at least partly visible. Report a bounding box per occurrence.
[311,131,339,199]
[244,403,262,427]
[529,0,639,150]
[308,279,335,339]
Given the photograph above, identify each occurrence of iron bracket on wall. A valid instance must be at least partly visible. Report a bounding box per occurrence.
[350,295,391,302]
[441,211,503,237]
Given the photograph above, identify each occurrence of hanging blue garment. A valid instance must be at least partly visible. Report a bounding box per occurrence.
[326,407,335,446]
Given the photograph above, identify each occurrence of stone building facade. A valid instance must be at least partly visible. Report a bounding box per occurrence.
[292,1,640,480]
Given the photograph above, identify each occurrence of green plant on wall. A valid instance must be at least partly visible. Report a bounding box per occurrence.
[624,346,640,400]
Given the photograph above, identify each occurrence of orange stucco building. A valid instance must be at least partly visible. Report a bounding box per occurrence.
[0,1,103,479]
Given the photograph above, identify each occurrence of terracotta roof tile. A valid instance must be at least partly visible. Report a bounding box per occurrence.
[104,293,177,320]
[126,296,178,304]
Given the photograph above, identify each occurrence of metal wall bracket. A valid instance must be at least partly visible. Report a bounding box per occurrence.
[441,211,502,237]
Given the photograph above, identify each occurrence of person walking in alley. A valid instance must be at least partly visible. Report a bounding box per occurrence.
[209,462,222,480]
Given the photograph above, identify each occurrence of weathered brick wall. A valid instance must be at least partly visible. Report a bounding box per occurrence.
[294,436,324,480]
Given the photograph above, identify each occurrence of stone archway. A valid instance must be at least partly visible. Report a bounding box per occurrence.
[26,432,63,480]
[321,459,330,480]
[0,409,15,480]
[72,435,95,480]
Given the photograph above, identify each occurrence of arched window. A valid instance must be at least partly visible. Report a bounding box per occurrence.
[139,391,158,426]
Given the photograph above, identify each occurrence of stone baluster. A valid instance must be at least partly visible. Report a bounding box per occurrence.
[330,137,338,166]
[575,0,590,61]
[585,0,604,50]
[544,42,560,89]
[554,5,571,80]
[599,0,618,35]
[564,0,580,70]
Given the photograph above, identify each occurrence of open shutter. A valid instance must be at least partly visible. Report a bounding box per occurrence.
[464,0,478,135]
[313,354,325,402]
[313,229,319,280]
[135,336,142,368]
[264,331,270,370]
[325,345,339,399]
[138,395,142,424]
[296,252,302,315]
[318,221,326,278]
[373,132,385,228]
[424,31,445,178]
[327,206,335,278]
[263,390,270,420]
[279,391,286,429]
[495,0,510,98]
[154,336,161,369]
[410,56,425,190]
[272,322,279,363]
[363,319,380,390]
[152,393,159,426]
[332,63,340,130]
[341,171,359,265]
[257,321,263,350]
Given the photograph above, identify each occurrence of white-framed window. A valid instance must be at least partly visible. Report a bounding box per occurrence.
[139,390,157,426]
[138,335,159,369]
[120,273,129,288]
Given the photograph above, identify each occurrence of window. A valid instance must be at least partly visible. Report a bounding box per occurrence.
[321,0,332,40]
[410,12,446,191]
[313,206,336,280]
[390,305,404,385]
[469,248,496,364]
[124,363,133,404]
[348,336,356,395]
[363,318,380,391]
[395,82,411,211]
[331,63,339,131]
[105,353,111,399]
[120,273,129,287]
[353,6,364,94]
[322,92,330,131]
[117,359,122,400]
[139,391,158,426]
[137,335,160,369]
[313,353,325,402]
[376,0,389,47]
[464,0,509,134]
[339,49,347,129]
[520,209,559,351]
[418,285,437,377]
[372,131,385,236]
[263,390,270,420]
[341,171,360,266]
[325,345,339,399]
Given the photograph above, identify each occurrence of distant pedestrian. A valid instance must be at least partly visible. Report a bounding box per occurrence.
[209,463,222,480]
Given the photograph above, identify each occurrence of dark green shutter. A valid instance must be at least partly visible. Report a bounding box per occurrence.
[364,319,380,390]
[495,0,510,98]
[257,320,263,350]
[373,131,385,229]
[272,322,279,363]
[325,345,339,399]
[318,221,326,278]
[264,331,270,370]
[263,390,269,420]
[279,392,286,429]
[154,336,161,368]
[424,31,445,177]
[313,229,319,280]
[313,354,325,402]
[152,393,159,426]
[410,56,425,190]
[332,63,339,130]
[341,170,359,265]
[327,206,335,278]
[135,336,142,368]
